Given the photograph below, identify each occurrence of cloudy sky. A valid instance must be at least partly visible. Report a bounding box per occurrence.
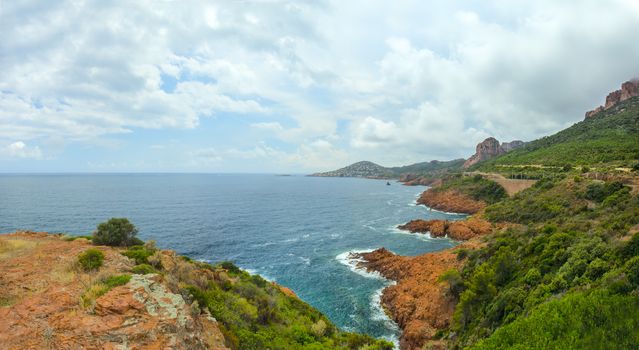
[1,0,638,173]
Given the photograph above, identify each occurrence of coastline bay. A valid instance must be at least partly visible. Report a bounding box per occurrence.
[0,173,460,343]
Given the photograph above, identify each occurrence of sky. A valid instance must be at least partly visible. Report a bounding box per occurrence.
[1,0,638,173]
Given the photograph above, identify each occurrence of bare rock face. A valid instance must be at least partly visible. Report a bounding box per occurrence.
[499,140,524,153]
[463,137,501,168]
[586,79,639,118]
[463,137,524,168]
[0,232,230,350]
[352,240,483,350]
[398,218,491,240]
[417,188,486,214]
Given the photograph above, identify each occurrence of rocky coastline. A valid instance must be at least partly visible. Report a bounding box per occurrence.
[398,217,491,240]
[417,188,485,214]
[351,239,483,350]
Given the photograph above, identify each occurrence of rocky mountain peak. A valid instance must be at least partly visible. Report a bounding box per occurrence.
[463,137,524,168]
[586,78,639,119]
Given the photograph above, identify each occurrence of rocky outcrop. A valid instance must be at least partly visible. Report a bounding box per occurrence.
[499,140,525,153]
[398,217,492,240]
[463,137,524,168]
[351,240,483,350]
[0,231,229,350]
[586,79,639,118]
[417,188,486,214]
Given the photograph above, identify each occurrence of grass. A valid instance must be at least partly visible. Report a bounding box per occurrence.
[0,239,38,260]
[80,274,131,309]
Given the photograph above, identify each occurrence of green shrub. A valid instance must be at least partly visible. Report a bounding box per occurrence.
[92,218,141,247]
[131,264,156,274]
[181,261,393,350]
[218,261,242,275]
[121,245,155,264]
[624,257,639,286]
[471,291,639,350]
[103,274,131,288]
[438,269,464,298]
[584,181,625,202]
[77,248,104,271]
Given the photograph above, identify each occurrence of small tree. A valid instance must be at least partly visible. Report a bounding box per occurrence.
[92,218,140,246]
[77,248,104,271]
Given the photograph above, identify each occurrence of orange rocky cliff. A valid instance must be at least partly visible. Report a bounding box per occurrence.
[398,217,491,240]
[0,231,229,350]
[586,79,639,118]
[417,187,486,214]
[351,239,484,350]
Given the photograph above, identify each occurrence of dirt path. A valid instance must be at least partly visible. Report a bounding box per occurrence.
[466,172,537,196]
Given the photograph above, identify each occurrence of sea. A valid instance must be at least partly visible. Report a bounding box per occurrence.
[0,174,463,345]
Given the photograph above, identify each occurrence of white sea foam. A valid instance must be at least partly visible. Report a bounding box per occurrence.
[336,249,401,349]
[421,206,468,216]
[299,256,311,265]
[335,249,386,280]
[251,241,275,248]
[243,268,275,282]
[371,287,400,349]
[388,225,446,242]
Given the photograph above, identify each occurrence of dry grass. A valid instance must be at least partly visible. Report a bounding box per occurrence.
[0,239,38,260]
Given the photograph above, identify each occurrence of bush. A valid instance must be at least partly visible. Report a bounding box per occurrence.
[122,245,155,264]
[131,264,156,274]
[103,274,131,288]
[439,269,465,298]
[92,218,141,247]
[77,249,104,271]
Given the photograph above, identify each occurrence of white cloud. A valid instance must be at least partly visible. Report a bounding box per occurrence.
[1,1,638,171]
[1,141,43,159]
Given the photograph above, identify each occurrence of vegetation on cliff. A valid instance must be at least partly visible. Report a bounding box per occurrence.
[184,262,393,350]
[476,96,639,172]
[445,172,639,349]
[433,175,507,205]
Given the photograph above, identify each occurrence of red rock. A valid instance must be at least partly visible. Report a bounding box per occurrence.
[353,240,484,350]
[586,79,639,118]
[398,218,491,240]
[417,188,486,214]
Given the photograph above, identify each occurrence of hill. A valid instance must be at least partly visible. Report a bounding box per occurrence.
[475,96,639,172]
[311,159,464,179]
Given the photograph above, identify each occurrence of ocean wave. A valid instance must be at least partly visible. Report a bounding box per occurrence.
[335,249,386,280]
[387,225,440,241]
[421,206,468,216]
[299,256,311,265]
[251,241,275,248]
[243,268,275,282]
[370,286,400,348]
[337,250,400,348]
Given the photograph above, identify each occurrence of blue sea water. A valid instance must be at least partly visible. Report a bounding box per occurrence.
[0,174,462,344]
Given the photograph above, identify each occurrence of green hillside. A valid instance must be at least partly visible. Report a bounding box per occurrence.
[312,159,464,179]
[476,97,639,172]
[445,173,639,349]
